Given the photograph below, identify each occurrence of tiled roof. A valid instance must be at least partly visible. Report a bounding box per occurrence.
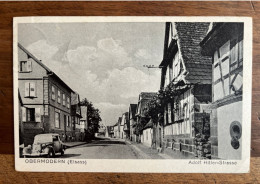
[175,22,212,84]
[139,92,157,100]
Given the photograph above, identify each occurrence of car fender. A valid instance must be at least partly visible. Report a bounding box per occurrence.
[23,146,32,155]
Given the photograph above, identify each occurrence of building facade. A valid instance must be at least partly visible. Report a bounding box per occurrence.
[135,92,156,143]
[141,119,153,147]
[200,23,243,159]
[113,122,119,138]
[117,117,122,138]
[128,104,137,141]
[18,43,74,146]
[123,112,130,139]
[105,126,114,138]
[71,92,83,141]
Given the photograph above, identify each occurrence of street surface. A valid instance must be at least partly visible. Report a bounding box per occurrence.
[61,137,146,159]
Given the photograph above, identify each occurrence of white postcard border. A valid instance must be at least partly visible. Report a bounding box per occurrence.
[13,16,252,173]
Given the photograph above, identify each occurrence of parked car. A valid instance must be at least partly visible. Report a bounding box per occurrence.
[23,133,65,158]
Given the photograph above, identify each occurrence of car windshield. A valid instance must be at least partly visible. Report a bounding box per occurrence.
[33,135,53,144]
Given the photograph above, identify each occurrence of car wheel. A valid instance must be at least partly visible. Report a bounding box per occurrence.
[47,149,55,158]
[61,149,64,156]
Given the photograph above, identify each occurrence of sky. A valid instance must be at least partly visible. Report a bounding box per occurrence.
[18,22,165,126]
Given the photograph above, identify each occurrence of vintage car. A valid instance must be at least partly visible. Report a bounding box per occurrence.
[23,133,65,158]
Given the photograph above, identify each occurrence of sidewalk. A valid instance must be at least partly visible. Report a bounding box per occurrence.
[126,140,195,159]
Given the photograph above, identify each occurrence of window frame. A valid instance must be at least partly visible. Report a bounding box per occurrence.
[51,86,56,101]
[57,89,61,104]
[67,97,70,109]
[25,82,36,98]
[62,93,66,106]
[19,61,28,72]
[55,111,60,128]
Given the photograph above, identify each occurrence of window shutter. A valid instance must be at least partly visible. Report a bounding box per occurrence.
[35,108,41,122]
[168,103,172,124]
[22,107,26,122]
[30,82,36,97]
[27,59,32,72]
[25,82,30,97]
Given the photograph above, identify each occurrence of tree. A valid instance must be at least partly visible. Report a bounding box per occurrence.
[80,98,102,139]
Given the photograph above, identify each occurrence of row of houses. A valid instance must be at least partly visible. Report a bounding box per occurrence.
[18,43,89,146]
[114,22,243,160]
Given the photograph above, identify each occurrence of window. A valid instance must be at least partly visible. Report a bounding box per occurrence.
[66,115,70,127]
[51,86,55,100]
[62,94,66,106]
[146,131,148,140]
[67,97,70,109]
[27,108,35,121]
[68,116,70,127]
[19,59,32,72]
[64,115,67,127]
[53,136,58,141]
[22,107,41,122]
[55,112,60,128]
[57,90,61,103]
[25,82,36,97]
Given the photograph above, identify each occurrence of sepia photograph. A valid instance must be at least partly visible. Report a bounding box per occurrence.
[13,17,252,172]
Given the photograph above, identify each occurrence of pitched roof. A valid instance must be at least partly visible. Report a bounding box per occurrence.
[200,23,244,56]
[114,122,118,126]
[143,119,153,130]
[137,92,157,117]
[175,22,212,84]
[129,104,137,119]
[117,117,122,126]
[18,43,74,92]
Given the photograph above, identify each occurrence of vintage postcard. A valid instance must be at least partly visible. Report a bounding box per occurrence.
[14,16,252,173]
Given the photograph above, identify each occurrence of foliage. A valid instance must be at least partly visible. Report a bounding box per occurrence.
[143,82,182,124]
[80,98,102,136]
[143,89,165,123]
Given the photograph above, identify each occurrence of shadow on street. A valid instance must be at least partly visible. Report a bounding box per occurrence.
[61,154,81,158]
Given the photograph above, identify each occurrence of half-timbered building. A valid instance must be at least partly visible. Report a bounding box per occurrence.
[200,23,243,159]
[157,22,212,157]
